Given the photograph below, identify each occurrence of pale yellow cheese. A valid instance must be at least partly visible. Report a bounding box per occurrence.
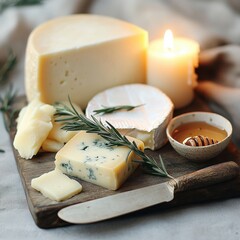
[31,169,82,202]
[47,102,83,144]
[16,106,27,129]
[42,102,82,152]
[25,14,148,109]
[13,98,55,159]
[55,131,144,190]
[47,122,77,144]
[41,139,64,153]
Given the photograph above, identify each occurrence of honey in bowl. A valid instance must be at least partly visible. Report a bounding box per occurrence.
[171,121,228,147]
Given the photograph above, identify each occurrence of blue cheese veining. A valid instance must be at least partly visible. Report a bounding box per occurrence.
[55,131,144,190]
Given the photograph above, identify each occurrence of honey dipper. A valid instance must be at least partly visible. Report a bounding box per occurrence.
[183,135,219,147]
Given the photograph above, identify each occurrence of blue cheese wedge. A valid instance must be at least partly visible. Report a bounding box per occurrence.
[31,169,82,202]
[86,84,174,150]
[55,131,144,190]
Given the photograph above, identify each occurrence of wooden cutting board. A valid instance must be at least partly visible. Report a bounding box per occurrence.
[8,95,240,229]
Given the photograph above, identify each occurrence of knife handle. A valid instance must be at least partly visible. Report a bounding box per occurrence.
[170,161,239,193]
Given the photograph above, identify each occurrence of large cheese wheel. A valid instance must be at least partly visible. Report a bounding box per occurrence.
[25,14,148,109]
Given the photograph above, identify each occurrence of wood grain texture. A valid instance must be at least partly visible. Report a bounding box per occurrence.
[171,161,239,192]
[8,95,240,228]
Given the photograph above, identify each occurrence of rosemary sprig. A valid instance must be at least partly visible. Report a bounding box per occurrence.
[0,0,42,13]
[93,104,144,115]
[0,86,18,132]
[0,49,17,85]
[54,99,172,178]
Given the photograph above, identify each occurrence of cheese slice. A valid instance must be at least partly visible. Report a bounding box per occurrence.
[25,14,148,109]
[86,84,174,150]
[47,101,83,144]
[13,98,55,159]
[55,131,144,190]
[42,101,82,152]
[41,139,64,153]
[31,169,82,202]
[16,105,27,129]
[46,122,77,145]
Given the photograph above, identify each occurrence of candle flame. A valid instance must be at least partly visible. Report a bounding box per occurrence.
[163,29,174,50]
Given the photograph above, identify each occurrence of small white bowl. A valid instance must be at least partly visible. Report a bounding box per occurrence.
[166,112,232,161]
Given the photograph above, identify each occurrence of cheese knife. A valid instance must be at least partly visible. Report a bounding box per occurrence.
[58,161,239,224]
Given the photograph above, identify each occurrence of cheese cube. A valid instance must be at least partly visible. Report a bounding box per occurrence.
[55,131,144,190]
[13,98,55,159]
[31,169,82,202]
[25,14,148,109]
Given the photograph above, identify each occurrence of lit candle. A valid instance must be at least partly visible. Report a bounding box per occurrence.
[147,30,199,109]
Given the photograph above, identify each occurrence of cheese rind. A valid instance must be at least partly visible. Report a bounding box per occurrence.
[13,98,55,159]
[25,14,148,109]
[31,169,82,202]
[55,131,144,190]
[86,84,173,150]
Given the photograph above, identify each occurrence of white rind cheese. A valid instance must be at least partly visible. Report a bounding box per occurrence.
[55,131,144,190]
[25,14,148,109]
[86,84,174,150]
[13,98,55,159]
[31,169,82,202]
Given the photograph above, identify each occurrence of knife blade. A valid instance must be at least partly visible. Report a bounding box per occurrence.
[58,161,239,224]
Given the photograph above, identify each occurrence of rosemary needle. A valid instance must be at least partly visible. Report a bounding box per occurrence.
[0,86,18,132]
[93,104,144,115]
[54,99,172,178]
[0,0,42,13]
[0,49,17,85]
